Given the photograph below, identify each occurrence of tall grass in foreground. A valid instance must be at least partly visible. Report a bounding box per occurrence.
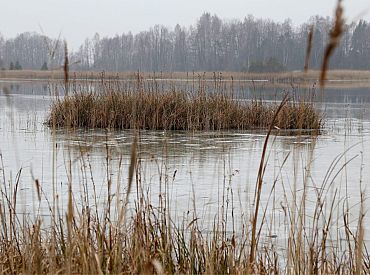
[47,77,322,132]
[2,1,365,271]
[0,83,366,274]
[0,124,368,274]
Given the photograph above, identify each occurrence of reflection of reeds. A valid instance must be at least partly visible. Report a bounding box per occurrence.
[47,79,322,132]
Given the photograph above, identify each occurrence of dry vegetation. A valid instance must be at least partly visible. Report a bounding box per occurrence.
[47,78,322,132]
[0,126,367,274]
[1,1,368,273]
[2,69,370,81]
[4,69,370,90]
[320,0,345,88]
[1,80,367,275]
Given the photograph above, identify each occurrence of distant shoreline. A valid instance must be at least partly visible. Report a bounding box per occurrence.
[2,70,370,88]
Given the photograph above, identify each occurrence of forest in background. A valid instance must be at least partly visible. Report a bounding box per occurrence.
[1,13,370,72]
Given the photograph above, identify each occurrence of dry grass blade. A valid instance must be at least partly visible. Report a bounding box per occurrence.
[304,25,314,73]
[34,179,41,202]
[320,0,344,88]
[127,134,138,199]
[64,40,69,95]
[355,192,365,275]
[249,94,289,267]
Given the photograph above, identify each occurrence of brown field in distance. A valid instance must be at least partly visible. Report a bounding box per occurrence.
[2,69,370,89]
[1,69,370,80]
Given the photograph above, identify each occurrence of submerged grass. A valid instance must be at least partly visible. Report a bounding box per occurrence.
[47,79,322,132]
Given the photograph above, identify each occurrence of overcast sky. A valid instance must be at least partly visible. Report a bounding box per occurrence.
[1,0,370,50]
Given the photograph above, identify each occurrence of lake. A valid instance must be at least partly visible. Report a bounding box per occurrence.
[0,79,370,241]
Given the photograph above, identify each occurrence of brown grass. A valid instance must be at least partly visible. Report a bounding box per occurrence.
[1,69,370,81]
[0,76,366,274]
[320,0,345,88]
[63,41,69,95]
[2,2,369,273]
[47,81,322,132]
[3,68,370,95]
[4,69,370,91]
[304,26,314,73]
[0,120,368,274]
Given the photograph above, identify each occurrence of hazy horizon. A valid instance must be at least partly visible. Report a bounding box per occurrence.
[1,0,370,50]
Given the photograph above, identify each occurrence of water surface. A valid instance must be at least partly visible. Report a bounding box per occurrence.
[0,81,369,240]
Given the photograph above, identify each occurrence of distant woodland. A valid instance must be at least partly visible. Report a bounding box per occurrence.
[1,13,370,72]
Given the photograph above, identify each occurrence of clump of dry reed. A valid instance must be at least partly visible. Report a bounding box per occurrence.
[47,80,322,132]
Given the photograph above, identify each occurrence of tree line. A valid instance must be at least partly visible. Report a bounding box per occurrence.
[1,13,370,72]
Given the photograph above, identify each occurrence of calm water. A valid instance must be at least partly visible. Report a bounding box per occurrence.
[0,80,370,239]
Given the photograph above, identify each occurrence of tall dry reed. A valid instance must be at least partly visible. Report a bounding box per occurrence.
[47,78,322,132]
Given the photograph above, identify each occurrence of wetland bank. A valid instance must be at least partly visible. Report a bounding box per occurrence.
[0,73,369,273]
[1,0,370,273]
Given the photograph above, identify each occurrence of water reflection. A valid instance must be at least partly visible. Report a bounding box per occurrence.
[56,129,316,162]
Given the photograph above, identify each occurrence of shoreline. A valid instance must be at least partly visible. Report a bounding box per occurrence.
[1,69,370,89]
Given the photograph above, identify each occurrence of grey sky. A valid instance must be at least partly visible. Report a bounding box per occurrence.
[1,0,370,50]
